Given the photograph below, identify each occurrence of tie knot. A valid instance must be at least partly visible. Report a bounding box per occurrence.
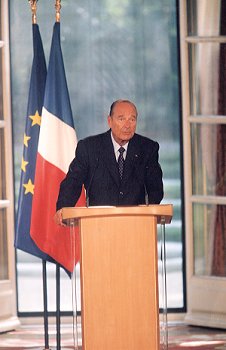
[118,146,125,155]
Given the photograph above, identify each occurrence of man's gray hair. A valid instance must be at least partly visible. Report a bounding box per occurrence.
[109,99,138,117]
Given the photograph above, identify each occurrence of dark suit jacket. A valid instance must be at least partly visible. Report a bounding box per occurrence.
[56,130,163,209]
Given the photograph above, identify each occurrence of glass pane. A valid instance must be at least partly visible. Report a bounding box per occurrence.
[0,129,6,199]
[0,208,8,280]
[158,224,183,309]
[10,1,183,312]
[188,43,226,115]
[187,0,221,36]
[16,251,74,312]
[191,123,226,196]
[193,203,226,277]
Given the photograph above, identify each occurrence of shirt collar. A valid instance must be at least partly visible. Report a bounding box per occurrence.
[110,132,129,158]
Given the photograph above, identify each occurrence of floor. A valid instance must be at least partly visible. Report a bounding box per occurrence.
[1,321,226,349]
[168,322,226,349]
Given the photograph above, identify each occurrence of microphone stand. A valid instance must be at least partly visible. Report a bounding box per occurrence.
[86,157,99,208]
[55,264,73,350]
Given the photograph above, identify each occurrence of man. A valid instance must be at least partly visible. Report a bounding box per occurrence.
[54,99,163,225]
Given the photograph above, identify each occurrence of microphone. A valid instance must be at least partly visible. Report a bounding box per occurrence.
[144,165,149,205]
[135,153,149,205]
[144,183,149,205]
[86,157,99,207]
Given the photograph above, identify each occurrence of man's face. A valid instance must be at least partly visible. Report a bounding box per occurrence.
[107,102,137,146]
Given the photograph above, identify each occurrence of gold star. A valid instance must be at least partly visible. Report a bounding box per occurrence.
[23,179,35,195]
[29,110,41,126]
[23,133,31,147]
[21,157,29,172]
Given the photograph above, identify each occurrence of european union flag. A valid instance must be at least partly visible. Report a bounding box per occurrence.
[15,23,53,262]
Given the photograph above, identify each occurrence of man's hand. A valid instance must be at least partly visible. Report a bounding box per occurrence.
[54,209,66,226]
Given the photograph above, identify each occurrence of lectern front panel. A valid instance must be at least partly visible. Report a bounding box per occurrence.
[79,214,159,350]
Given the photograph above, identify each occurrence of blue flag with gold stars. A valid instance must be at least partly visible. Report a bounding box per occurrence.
[15,24,52,261]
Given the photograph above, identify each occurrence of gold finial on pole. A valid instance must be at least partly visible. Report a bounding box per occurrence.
[55,0,61,22]
[28,0,38,24]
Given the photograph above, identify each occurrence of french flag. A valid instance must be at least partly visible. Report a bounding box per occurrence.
[30,22,85,273]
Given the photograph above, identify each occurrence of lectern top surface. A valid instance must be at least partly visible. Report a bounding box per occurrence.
[62,204,173,224]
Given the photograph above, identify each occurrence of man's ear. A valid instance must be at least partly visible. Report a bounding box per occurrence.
[107,115,112,128]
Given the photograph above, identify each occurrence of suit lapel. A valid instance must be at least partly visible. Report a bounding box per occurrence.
[123,135,141,184]
[102,131,120,187]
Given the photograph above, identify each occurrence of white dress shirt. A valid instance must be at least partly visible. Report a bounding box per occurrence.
[111,132,129,161]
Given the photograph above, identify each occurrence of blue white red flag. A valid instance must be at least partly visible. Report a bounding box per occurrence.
[30,22,85,273]
[15,24,52,261]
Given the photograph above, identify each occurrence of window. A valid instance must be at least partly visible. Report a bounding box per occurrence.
[0,0,18,331]
[180,0,226,328]
[10,0,184,313]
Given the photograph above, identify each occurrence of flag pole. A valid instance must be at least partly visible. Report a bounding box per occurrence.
[29,0,37,24]
[27,2,51,350]
[56,263,61,350]
[54,1,61,347]
[42,260,51,350]
[54,2,64,348]
[55,0,61,23]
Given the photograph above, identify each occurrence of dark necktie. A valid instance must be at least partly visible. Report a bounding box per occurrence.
[118,147,125,180]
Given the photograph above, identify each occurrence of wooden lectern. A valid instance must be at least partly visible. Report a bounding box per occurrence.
[62,205,173,350]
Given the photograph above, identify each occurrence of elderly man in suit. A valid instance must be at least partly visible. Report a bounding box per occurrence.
[54,99,163,225]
